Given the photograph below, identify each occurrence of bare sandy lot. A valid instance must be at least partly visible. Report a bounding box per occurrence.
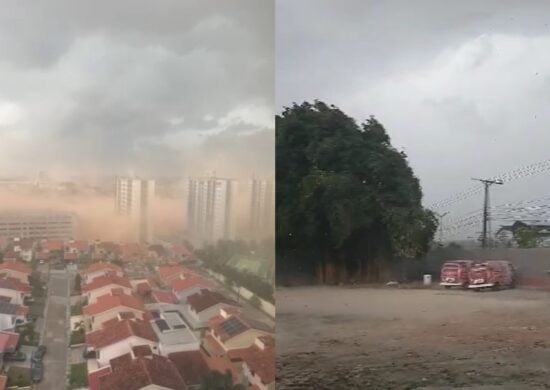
[276,286,550,390]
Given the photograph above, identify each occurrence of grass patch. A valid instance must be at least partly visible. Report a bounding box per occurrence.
[69,363,88,388]
[70,328,85,345]
[7,366,31,387]
[16,323,39,346]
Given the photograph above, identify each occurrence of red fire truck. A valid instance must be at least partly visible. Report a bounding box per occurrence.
[468,260,515,291]
[440,260,473,289]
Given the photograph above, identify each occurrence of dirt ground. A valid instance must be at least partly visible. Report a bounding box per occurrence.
[276,286,550,390]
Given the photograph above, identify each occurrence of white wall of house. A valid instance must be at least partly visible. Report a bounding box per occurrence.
[0,312,24,330]
[95,336,159,367]
[20,249,33,262]
[86,285,132,304]
[87,307,146,331]
[0,288,25,305]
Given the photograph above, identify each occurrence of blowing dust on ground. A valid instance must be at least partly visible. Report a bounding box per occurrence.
[277,287,550,390]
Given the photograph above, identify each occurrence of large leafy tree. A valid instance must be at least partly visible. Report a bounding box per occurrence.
[200,370,245,390]
[276,101,437,283]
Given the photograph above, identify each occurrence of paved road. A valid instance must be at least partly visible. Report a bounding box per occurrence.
[35,271,69,390]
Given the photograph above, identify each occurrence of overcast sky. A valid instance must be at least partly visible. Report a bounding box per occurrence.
[277,0,550,239]
[0,0,274,180]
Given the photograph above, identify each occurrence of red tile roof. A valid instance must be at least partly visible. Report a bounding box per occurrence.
[2,251,18,260]
[42,239,64,251]
[136,281,152,295]
[132,344,153,357]
[168,350,210,387]
[188,289,239,313]
[0,261,32,275]
[228,335,275,385]
[0,331,19,353]
[83,293,145,316]
[85,319,158,349]
[81,262,123,276]
[99,354,185,390]
[88,366,111,390]
[82,274,131,293]
[171,244,193,258]
[170,275,214,293]
[67,240,90,252]
[158,265,187,280]
[151,290,178,304]
[0,276,31,293]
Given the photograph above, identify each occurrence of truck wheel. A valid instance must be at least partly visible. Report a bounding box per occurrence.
[492,283,500,292]
[444,286,451,290]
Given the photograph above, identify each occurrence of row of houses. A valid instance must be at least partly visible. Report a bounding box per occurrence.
[75,261,274,390]
[1,237,194,264]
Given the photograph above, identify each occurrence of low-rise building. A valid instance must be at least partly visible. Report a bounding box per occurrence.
[149,306,200,355]
[85,319,159,367]
[158,265,188,285]
[170,275,214,303]
[82,293,147,331]
[0,277,32,305]
[168,350,210,390]
[82,274,133,305]
[0,262,32,285]
[185,289,239,329]
[0,302,28,330]
[228,335,275,390]
[207,308,273,353]
[94,351,185,390]
[80,262,124,284]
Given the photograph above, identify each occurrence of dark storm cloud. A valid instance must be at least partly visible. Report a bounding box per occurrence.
[0,0,273,177]
[277,0,550,239]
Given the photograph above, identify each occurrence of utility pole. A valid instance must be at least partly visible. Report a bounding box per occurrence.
[472,178,504,248]
[434,211,449,244]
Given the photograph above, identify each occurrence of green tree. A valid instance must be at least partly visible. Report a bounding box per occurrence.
[276,101,437,283]
[200,370,245,390]
[514,227,539,248]
[74,273,82,294]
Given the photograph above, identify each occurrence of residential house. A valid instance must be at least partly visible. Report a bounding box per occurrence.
[82,293,147,331]
[150,290,178,306]
[185,289,239,329]
[0,302,28,330]
[0,277,32,305]
[82,274,133,305]
[39,239,65,260]
[94,351,185,390]
[80,262,124,284]
[119,243,145,263]
[0,262,32,284]
[169,244,193,262]
[228,335,275,390]
[206,308,273,354]
[149,306,200,356]
[92,241,120,261]
[158,265,188,285]
[12,238,35,262]
[0,330,19,355]
[168,350,211,390]
[85,319,159,367]
[171,275,214,303]
[65,240,91,259]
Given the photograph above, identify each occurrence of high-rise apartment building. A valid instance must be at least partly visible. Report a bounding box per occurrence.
[245,178,275,239]
[115,177,155,243]
[186,177,237,244]
[0,210,76,239]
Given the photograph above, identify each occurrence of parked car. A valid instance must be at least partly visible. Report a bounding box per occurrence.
[3,351,27,362]
[468,260,515,291]
[31,360,43,383]
[440,260,473,289]
[32,345,47,362]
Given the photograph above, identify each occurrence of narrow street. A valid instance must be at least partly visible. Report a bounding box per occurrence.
[35,270,69,390]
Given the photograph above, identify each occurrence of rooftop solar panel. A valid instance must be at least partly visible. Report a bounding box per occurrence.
[220,317,247,336]
[155,319,170,332]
